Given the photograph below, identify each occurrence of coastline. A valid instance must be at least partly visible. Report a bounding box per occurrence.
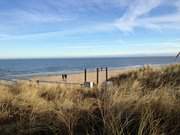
[0,64,171,85]
[31,65,148,84]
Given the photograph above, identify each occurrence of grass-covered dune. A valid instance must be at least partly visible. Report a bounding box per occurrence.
[0,64,180,135]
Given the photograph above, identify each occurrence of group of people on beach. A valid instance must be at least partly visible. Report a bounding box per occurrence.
[62,74,67,81]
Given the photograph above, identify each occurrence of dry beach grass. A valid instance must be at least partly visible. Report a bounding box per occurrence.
[0,64,180,135]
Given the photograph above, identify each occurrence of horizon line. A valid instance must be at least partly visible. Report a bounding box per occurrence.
[0,53,177,60]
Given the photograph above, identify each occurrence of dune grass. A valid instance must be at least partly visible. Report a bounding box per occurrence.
[0,64,180,135]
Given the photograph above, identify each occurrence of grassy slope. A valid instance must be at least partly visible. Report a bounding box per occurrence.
[0,64,180,135]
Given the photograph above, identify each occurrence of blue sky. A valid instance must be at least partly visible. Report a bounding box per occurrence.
[0,0,180,58]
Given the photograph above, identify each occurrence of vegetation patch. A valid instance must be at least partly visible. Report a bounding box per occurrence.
[0,64,180,135]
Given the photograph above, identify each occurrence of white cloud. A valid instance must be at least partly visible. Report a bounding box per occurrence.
[0,9,70,24]
[1,0,180,35]
[0,22,116,40]
[114,0,180,32]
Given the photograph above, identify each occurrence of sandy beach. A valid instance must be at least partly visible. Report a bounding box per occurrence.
[32,67,139,85]
[0,65,161,86]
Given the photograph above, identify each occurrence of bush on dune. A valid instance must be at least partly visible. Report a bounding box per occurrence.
[0,64,180,135]
[110,64,180,91]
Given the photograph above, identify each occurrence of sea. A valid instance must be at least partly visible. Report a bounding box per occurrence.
[0,56,179,81]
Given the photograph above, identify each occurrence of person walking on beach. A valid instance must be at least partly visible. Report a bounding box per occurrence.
[64,74,67,81]
[36,80,39,85]
[62,74,65,81]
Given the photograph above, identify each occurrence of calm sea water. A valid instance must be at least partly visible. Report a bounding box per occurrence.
[0,56,179,80]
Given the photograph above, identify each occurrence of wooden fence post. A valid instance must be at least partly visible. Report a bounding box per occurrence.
[84,68,87,83]
[106,67,108,81]
[97,68,99,85]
